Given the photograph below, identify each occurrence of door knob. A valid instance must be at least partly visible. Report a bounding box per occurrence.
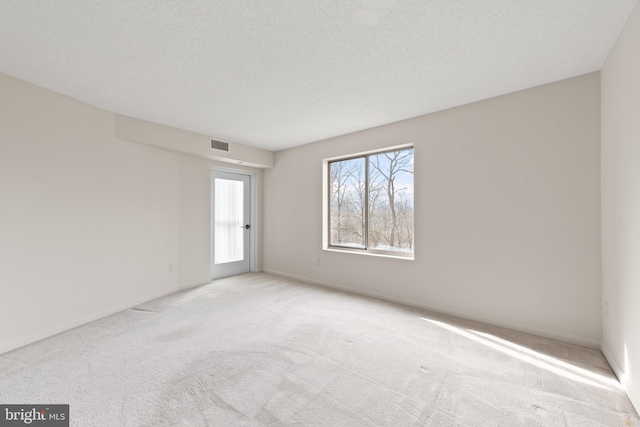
[245,224,251,229]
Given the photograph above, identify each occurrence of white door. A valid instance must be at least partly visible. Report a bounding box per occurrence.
[211,170,252,279]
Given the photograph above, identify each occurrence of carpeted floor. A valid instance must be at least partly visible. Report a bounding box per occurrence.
[0,273,637,426]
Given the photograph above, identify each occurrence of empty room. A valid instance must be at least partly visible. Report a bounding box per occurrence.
[1,1,639,425]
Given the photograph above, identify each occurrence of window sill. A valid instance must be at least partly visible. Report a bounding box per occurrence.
[324,247,414,260]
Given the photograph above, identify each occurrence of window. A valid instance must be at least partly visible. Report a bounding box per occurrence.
[328,146,414,257]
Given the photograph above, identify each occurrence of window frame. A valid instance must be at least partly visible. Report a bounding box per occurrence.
[326,145,414,259]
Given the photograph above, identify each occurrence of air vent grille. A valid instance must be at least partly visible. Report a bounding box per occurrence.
[211,139,229,152]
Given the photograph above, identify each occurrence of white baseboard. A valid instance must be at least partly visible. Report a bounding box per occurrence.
[602,344,625,381]
[263,269,601,349]
[0,285,180,356]
[602,344,640,415]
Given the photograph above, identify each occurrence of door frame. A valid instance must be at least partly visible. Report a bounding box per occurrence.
[210,167,256,279]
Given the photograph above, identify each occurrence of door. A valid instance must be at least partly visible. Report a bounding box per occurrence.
[211,170,252,279]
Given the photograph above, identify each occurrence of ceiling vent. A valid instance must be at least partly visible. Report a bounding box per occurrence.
[210,139,229,152]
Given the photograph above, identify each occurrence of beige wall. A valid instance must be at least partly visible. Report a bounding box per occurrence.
[179,155,213,288]
[264,72,602,347]
[601,2,640,411]
[0,73,263,354]
[115,114,274,168]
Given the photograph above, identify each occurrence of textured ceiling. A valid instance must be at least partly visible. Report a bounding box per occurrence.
[0,1,637,151]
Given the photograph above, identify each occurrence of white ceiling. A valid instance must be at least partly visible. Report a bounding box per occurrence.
[0,1,637,151]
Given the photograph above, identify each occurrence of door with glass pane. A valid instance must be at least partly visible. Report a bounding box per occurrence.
[211,170,251,279]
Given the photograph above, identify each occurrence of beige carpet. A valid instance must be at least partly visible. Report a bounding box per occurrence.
[0,273,637,426]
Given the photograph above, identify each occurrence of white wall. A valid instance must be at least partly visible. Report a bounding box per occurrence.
[264,73,602,347]
[601,1,640,411]
[0,73,263,354]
